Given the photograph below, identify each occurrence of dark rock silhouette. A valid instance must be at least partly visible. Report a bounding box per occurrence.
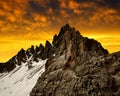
[0,42,53,72]
[0,48,26,72]
[41,40,53,60]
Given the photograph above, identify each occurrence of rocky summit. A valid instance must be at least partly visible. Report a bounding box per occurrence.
[0,24,120,96]
[29,24,120,96]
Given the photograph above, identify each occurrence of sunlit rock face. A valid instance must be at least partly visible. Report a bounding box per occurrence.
[30,25,120,96]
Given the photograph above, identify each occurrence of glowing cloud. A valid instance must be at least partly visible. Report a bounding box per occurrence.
[0,0,120,62]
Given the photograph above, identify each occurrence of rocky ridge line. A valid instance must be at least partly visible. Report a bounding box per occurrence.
[0,38,54,72]
[29,24,120,96]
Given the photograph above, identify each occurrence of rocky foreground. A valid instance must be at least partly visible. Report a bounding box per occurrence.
[30,24,120,96]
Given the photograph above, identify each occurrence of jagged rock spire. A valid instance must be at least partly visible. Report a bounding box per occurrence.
[57,24,81,39]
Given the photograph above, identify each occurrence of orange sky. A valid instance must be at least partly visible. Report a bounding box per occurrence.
[0,0,120,62]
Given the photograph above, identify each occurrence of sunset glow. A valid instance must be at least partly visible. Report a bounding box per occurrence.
[0,0,120,62]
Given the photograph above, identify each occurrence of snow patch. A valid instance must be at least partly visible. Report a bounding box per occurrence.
[0,59,47,96]
[37,51,41,54]
[53,54,56,57]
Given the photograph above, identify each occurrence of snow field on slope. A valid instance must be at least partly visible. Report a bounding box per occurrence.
[0,59,47,96]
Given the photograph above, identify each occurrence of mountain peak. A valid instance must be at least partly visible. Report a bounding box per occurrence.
[45,24,108,69]
[57,24,81,38]
[29,25,120,96]
[0,24,108,73]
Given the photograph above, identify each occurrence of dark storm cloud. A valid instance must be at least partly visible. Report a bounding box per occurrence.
[29,0,46,14]
[48,0,60,9]
[28,0,60,15]
[103,0,120,12]
[76,0,120,11]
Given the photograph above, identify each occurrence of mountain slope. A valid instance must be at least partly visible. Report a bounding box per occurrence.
[30,24,120,96]
[31,51,120,96]
[0,59,47,96]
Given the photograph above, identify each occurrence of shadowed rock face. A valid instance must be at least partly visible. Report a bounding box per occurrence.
[30,25,120,96]
[0,48,26,72]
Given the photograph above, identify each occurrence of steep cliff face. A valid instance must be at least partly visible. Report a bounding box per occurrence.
[30,24,120,96]
[45,24,108,70]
